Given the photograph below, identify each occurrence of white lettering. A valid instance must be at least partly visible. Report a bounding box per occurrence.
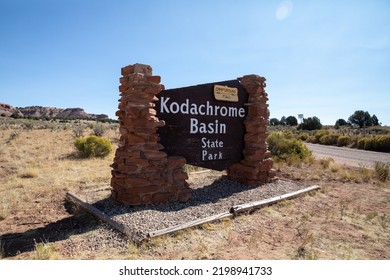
[214,105,220,116]
[206,101,213,116]
[202,149,207,160]
[160,97,246,118]
[201,149,224,161]
[201,137,224,148]
[220,106,228,116]
[201,137,207,148]
[199,104,206,115]
[228,107,237,116]
[170,102,179,113]
[190,103,198,115]
[190,118,198,133]
[190,118,227,134]
[160,97,170,113]
[200,122,207,133]
[180,99,189,114]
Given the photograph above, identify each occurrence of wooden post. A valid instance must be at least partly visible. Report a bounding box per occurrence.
[230,185,320,215]
[65,192,144,242]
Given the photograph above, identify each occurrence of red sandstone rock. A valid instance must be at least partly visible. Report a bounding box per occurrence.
[121,65,135,76]
[152,192,174,203]
[146,75,161,84]
[141,150,167,160]
[167,156,187,170]
[125,177,152,188]
[133,63,153,75]
[112,65,190,206]
[227,74,274,185]
[117,192,141,205]
[127,185,161,195]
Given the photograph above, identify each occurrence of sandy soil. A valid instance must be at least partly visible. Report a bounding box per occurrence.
[1,165,389,260]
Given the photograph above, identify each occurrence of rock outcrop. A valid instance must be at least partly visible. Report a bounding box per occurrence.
[0,103,23,118]
[0,103,109,120]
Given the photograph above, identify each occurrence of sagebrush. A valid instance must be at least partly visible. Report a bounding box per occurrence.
[74,135,112,158]
[267,132,312,161]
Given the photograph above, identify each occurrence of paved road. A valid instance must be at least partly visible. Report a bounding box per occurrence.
[305,143,390,168]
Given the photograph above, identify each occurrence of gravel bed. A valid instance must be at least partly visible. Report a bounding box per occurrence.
[92,172,308,240]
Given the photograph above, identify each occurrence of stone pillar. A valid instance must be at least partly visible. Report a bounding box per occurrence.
[111,63,192,205]
[227,75,276,186]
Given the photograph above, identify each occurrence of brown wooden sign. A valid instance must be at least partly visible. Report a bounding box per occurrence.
[155,79,248,171]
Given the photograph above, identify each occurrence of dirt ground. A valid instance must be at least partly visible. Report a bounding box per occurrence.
[1,168,389,260]
[0,127,389,260]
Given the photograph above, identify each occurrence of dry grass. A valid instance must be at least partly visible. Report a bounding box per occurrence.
[0,119,389,260]
[0,122,114,221]
[34,241,58,260]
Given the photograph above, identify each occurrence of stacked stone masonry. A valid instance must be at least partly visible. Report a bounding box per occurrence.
[227,75,276,185]
[111,64,192,205]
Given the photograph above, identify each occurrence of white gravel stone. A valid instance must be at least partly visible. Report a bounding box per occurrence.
[92,172,307,240]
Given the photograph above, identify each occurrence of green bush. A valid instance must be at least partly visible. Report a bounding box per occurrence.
[364,137,377,151]
[298,116,322,130]
[375,135,390,152]
[297,133,309,141]
[314,130,329,143]
[74,136,112,158]
[306,135,316,143]
[267,132,312,161]
[357,137,369,150]
[337,135,351,147]
[356,135,390,152]
[319,134,339,145]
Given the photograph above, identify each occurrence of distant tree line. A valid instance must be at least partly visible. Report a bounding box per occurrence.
[269,110,381,131]
[269,116,298,126]
[270,115,321,130]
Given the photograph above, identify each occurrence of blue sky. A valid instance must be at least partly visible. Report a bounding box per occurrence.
[1,0,389,125]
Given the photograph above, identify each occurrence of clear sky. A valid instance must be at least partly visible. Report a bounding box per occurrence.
[1,0,389,125]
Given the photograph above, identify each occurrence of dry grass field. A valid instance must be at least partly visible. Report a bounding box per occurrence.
[0,118,389,260]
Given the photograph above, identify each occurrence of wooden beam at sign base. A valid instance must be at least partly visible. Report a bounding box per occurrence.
[148,212,234,239]
[230,185,321,215]
[65,192,142,242]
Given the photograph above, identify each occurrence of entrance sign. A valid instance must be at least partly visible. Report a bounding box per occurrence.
[155,79,248,171]
[111,63,274,206]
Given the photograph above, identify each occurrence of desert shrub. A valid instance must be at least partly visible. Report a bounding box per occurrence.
[357,135,390,152]
[92,123,106,137]
[319,133,339,145]
[267,132,312,161]
[374,135,390,152]
[306,135,316,143]
[364,137,377,151]
[297,133,309,141]
[72,125,85,138]
[22,121,34,130]
[357,137,369,150]
[314,130,329,143]
[320,157,334,169]
[337,135,351,147]
[74,136,112,158]
[281,130,294,139]
[7,129,21,142]
[374,162,390,182]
